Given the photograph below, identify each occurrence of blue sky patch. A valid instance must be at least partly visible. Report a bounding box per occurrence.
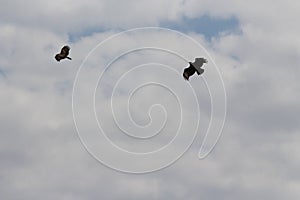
[68,16,239,43]
[161,15,240,40]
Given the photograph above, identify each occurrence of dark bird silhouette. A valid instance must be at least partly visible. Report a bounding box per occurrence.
[183,57,207,80]
[55,45,72,62]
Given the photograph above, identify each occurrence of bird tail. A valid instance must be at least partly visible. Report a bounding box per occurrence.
[67,57,72,60]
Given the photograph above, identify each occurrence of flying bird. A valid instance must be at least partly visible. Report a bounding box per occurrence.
[55,45,72,62]
[183,57,207,81]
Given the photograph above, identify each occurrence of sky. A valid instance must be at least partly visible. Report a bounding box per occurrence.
[1,0,300,199]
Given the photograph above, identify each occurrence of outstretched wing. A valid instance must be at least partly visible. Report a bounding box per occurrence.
[60,46,70,57]
[191,57,207,68]
[191,57,207,75]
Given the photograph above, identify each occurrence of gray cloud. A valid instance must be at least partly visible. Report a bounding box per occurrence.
[1,0,300,199]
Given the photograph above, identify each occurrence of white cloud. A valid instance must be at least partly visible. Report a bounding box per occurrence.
[1,0,300,199]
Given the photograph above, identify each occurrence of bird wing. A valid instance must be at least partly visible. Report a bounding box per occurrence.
[191,58,206,75]
[60,46,70,56]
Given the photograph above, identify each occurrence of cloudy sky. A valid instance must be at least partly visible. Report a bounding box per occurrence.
[1,0,300,199]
